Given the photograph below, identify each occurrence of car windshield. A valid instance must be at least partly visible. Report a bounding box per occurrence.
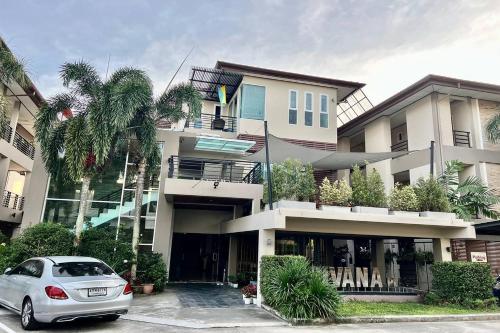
[52,262,115,277]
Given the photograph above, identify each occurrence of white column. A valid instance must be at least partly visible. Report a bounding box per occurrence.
[433,238,452,262]
[336,137,351,181]
[365,116,393,194]
[256,229,275,306]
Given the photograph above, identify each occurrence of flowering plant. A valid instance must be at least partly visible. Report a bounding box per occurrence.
[241,284,257,298]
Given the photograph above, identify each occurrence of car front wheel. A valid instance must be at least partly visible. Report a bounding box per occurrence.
[21,298,38,330]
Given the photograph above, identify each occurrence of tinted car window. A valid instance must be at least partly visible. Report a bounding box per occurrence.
[9,260,44,278]
[52,262,115,277]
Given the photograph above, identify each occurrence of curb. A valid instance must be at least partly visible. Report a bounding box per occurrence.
[336,313,500,324]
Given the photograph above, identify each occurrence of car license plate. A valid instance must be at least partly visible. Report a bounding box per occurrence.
[88,287,107,297]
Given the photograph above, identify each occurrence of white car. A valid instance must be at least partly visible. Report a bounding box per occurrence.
[0,256,133,330]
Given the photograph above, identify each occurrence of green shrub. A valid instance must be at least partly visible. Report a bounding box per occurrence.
[77,227,134,274]
[319,178,352,206]
[389,184,419,211]
[431,262,494,306]
[264,159,316,203]
[137,252,168,292]
[423,291,440,305]
[0,231,9,244]
[351,165,368,206]
[260,255,341,320]
[414,177,450,212]
[351,165,386,207]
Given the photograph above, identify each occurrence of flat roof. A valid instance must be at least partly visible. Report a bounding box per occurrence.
[215,61,365,101]
[338,74,500,136]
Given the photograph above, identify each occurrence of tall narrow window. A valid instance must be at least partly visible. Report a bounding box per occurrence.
[320,94,328,128]
[304,92,313,126]
[240,84,265,120]
[288,90,297,124]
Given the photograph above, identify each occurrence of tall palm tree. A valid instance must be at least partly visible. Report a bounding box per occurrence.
[35,61,152,240]
[123,82,202,280]
[486,113,500,144]
[439,160,499,220]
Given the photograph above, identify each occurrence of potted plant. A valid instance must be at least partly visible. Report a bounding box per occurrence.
[388,184,420,217]
[351,165,389,214]
[263,159,316,210]
[414,177,455,219]
[241,284,257,304]
[227,275,239,288]
[319,178,352,213]
[137,252,168,295]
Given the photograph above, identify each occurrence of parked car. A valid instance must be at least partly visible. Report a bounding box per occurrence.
[0,256,133,330]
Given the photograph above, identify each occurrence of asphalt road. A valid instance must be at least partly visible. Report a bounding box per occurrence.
[0,309,499,333]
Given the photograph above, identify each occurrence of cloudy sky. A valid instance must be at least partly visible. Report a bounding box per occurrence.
[2,0,500,104]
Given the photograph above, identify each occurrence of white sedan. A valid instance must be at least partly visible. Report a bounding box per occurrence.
[0,256,133,330]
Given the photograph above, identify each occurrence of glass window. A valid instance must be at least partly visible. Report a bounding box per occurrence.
[9,260,44,278]
[52,262,115,277]
[320,94,328,128]
[288,90,297,125]
[43,200,80,228]
[140,217,155,244]
[305,92,313,126]
[240,84,265,120]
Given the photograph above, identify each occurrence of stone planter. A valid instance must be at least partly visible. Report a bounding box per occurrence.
[251,297,257,304]
[419,211,456,219]
[266,200,316,210]
[142,283,154,294]
[351,206,389,215]
[389,210,420,217]
[243,296,252,305]
[320,205,351,213]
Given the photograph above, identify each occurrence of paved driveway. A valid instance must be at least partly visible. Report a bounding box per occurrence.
[123,283,285,328]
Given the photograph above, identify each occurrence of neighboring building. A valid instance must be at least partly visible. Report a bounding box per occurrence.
[21,63,481,303]
[337,75,500,273]
[0,39,43,237]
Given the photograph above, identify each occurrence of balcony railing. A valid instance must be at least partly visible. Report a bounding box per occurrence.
[168,155,262,184]
[13,132,35,159]
[2,190,24,211]
[453,130,471,148]
[185,113,237,133]
[1,125,12,142]
[391,140,408,152]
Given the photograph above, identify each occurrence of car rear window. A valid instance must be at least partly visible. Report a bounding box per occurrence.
[52,262,115,277]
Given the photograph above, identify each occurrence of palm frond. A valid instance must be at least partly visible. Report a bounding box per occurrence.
[40,121,68,176]
[34,93,76,147]
[63,115,90,181]
[60,61,102,98]
[155,83,202,122]
[0,44,29,87]
[0,95,8,131]
[486,113,500,144]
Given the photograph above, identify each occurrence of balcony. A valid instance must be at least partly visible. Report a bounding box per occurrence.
[13,132,35,159]
[185,113,237,133]
[391,140,408,152]
[2,190,24,211]
[453,130,471,148]
[167,155,262,184]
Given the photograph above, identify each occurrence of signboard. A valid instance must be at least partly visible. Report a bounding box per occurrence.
[470,252,488,263]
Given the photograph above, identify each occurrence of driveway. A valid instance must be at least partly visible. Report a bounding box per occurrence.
[122,283,286,328]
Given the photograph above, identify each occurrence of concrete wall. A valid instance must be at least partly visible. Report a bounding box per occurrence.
[173,208,234,234]
[405,95,434,151]
[364,117,393,193]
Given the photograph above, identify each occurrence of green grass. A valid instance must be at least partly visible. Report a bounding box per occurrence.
[338,301,500,317]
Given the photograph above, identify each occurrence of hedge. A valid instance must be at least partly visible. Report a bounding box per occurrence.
[431,261,494,306]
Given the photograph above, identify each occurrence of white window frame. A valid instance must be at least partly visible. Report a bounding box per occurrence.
[304,92,313,127]
[319,94,329,128]
[288,89,298,125]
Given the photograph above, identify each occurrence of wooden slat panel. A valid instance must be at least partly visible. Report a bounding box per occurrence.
[486,241,500,274]
[451,240,467,261]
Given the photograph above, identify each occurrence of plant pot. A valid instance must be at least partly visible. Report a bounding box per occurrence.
[320,205,351,213]
[228,282,238,288]
[142,283,154,294]
[351,206,389,215]
[266,200,316,210]
[419,211,456,219]
[389,210,420,217]
[251,297,257,304]
[243,297,252,305]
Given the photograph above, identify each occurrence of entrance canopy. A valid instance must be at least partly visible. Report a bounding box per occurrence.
[246,134,410,169]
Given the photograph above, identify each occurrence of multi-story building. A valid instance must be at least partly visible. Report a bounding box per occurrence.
[338,74,500,273]
[0,39,43,237]
[21,63,485,303]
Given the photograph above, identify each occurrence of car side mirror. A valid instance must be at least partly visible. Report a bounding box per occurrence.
[4,267,12,275]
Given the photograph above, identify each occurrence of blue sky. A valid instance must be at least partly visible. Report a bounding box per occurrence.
[2,0,500,104]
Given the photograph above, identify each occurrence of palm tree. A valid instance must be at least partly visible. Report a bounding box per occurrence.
[35,61,152,240]
[439,160,499,220]
[486,113,500,144]
[123,82,202,280]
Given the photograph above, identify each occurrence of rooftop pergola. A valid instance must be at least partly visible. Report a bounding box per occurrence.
[190,66,243,102]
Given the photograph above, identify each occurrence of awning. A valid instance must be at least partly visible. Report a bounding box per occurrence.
[195,136,256,154]
[246,134,410,169]
[474,220,500,236]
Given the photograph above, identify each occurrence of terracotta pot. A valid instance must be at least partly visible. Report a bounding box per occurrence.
[143,284,154,294]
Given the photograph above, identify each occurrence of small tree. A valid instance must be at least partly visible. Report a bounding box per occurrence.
[414,176,450,212]
[365,168,387,207]
[389,184,419,211]
[351,164,368,206]
[264,159,316,203]
[319,178,352,206]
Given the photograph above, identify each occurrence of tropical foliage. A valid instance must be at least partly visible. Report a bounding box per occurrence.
[485,113,500,144]
[264,158,316,203]
[388,184,419,211]
[351,165,387,207]
[34,61,152,239]
[413,176,451,212]
[136,252,168,291]
[319,178,352,206]
[438,160,499,219]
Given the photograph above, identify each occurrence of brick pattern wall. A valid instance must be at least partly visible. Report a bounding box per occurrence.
[478,100,500,151]
[486,163,500,212]
[451,239,500,274]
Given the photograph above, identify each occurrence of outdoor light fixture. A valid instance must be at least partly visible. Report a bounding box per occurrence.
[213,181,220,189]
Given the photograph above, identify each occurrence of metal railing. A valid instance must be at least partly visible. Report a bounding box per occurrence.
[453,130,471,148]
[185,113,237,132]
[13,132,35,159]
[168,155,262,184]
[2,190,24,211]
[391,140,408,152]
[1,125,12,143]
